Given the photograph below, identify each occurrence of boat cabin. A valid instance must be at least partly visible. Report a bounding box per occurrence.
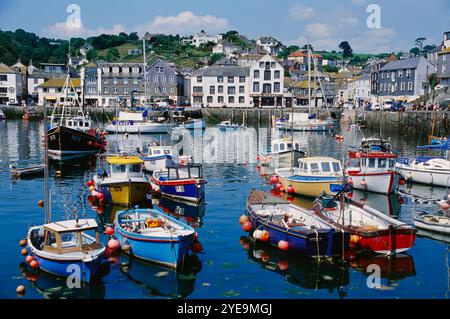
[271,138,301,154]
[165,162,203,180]
[50,110,92,132]
[358,153,397,171]
[298,157,342,175]
[34,219,101,254]
[361,138,392,153]
[105,156,144,178]
[147,145,172,157]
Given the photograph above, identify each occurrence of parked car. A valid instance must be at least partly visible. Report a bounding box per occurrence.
[371,104,381,111]
[382,100,394,111]
[390,102,405,112]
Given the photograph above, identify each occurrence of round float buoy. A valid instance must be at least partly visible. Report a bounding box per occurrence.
[399,179,406,185]
[346,192,353,199]
[440,201,450,211]
[21,248,28,256]
[348,178,353,185]
[242,221,253,232]
[96,206,104,215]
[260,230,270,242]
[270,175,279,184]
[89,185,95,192]
[279,187,285,192]
[261,252,269,263]
[253,229,262,240]
[19,239,27,247]
[275,183,282,190]
[38,200,44,208]
[107,239,120,250]
[16,285,25,295]
[287,186,295,194]
[360,180,367,188]
[86,180,94,187]
[239,215,248,225]
[350,235,361,244]
[29,260,39,269]
[278,240,289,251]
[96,192,104,200]
[87,141,93,146]
[191,240,203,253]
[104,226,114,236]
[278,260,289,271]
[25,255,34,264]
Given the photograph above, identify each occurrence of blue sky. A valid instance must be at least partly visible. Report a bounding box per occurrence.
[0,0,449,53]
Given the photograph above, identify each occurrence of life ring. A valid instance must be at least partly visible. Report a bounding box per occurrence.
[146,218,164,228]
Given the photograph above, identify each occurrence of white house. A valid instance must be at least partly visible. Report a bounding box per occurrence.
[212,41,240,58]
[191,31,223,48]
[27,73,47,104]
[346,73,372,106]
[256,36,282,55]
[37,78,81,106]
[0,63,23,105]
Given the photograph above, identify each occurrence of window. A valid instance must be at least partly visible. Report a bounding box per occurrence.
[378,158,387,168]
[389,159,395,168]
[218,96,224,103]
[239,76,245,83]
[227,76,234,83]
[332,162,341,172]
[398,70,403,78]
[279,143,285,151]
[253,82,260,92]
[310,163,319,173]
[122,67,129,74]
[161,76,166,83]
[265,62,270,69]
[274,82,280,93]
[210,86,215,94]
[368,158,376,168]
[170,87,174,94]
[361,158,367,166]
[124,88,128,94]
[264,70,271,81]
[156,66,164,73]
[401,82,406,91]
[207,96,213,103]
[154,87,158,93]
[228,96,235,103]
[228,86,236,94]
[321,162,331,173]
[239,96,245,103]
[197,76,202,83]
[217,76,223,83]
[113,88,117,94]
[254,70,260,78]
[218,85,223,93]
[274,70,280,79]
[381,72,384,79]
[273,144,279,152]
[259,61,264,68]
[193,86,203,93]
[408,82,413,90]
[239,86,245,93]
[271,62,276,68]
[111,164,127,173]
[262,83,271,93]
[112,67,119,73]
[406,69,411,77]
[443,65,446,73]
[130,164,141,173]
[113,79,118,85]
[123,79,128,85]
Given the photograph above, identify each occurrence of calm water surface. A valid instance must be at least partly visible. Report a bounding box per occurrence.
[0,119,449,299]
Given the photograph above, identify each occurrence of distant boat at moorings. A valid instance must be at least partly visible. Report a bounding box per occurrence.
[313,195,416,255]
[275,157,343,197]
[217,120,244,130]
[10,164,44,178]
[258,138,307,168]
[27,219,105,283]
[93,155,151,206]
[396,137,450,187]
[114,208,196,268]
[276,112,333,132]
[245,190,349,258]
[141,144,173,173]
[152,160,207,203]
[105,111,173,134]
[183,118,206,130]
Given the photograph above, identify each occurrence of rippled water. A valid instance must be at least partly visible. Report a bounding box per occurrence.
[0,119,449,299]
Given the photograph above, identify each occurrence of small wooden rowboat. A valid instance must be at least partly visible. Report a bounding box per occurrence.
[10,164,45,178]
[313,195,416,255]
[246,190,349,258]
[413,213,450,235]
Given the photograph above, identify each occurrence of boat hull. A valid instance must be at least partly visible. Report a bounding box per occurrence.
[396,164,450,187]
[276,122,333,132]
[413,215,450,235]
[105,123,173,134]
[47,126,105,156]
[277,175,340,197]
[96,181,150,206]
[348,170,399,194]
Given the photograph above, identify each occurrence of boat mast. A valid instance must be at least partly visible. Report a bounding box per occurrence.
[307,36,311,116]
[290,86,294,173]
[43,103,51,224]
[143,38,147,108]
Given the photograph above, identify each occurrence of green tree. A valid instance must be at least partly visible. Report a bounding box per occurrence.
[339,41,353,58]
[414,37,426,52]
[409,47,420,56]
[208,53,225,65]
[106,47,120,61]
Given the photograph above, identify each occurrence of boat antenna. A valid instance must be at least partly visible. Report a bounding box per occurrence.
[43,103,51,224]
[307,36,311,116]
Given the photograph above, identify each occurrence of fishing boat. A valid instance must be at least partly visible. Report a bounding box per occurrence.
[27,219,105,283]
[276,112,334,132]
[183,118,206,130]
[105,111,173,134]
[347,138,400,194]
[26,107,105,283]
[152,161,206,203]
[258,138,307,168]
[414,213,450,235]
[141,144,173,173]
[275,157,343,197]
[47,72,107,156]
[313,195,417,254]
[217,120,243,130]
[114,208,196,268]
[395,137,450,187]
[94,155,151,206]
[0,109,6,120]
[245,190,349,258]
[10,164,45,178]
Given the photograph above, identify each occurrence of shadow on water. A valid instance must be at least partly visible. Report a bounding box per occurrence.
[156,196,206,228]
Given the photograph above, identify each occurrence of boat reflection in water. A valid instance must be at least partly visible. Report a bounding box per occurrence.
[350,189,402,218]
[416,228,450,244]
[19,262,108,299]
[349,253,416,283]
[49,154,97,178]
[119,254,202,298]
[90,202,154,227]
[156,196,206,228]
[240,237,350,297]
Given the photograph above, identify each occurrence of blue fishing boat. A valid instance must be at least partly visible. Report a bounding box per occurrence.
[152,161,207,203]
[27,219,105,283]
[114,208,196,268]
[245,190,349,258]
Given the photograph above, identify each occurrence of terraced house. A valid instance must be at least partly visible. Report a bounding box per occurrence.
[437,31,450,87]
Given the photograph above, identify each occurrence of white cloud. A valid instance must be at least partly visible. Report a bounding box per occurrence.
[43,21,126,39]
[289,4,315,20]
[135,11,230,35]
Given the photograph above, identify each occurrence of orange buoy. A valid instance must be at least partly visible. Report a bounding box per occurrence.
[278,240,289,251]
[21,248,28,256]
[89,185,95,192]
[107,239,120,250]
[242,221,253,232]
[346,192,353,199]
[440,201,450,211]
[19,239,27,247]
[287,186,295,194]
[104,226,114,236]
[260,230,270,242]
[86,180,95,187]
[38,200,44,208]
[279,187,285,192]
[96,206,104,215]
[25,255,34,264]
[191,240,203,253]
[239,215,248,225]
[399,179,406,185]
[261,252,269,263]
[16,285,25,295]
[29,260,39,269]
[277,260,289,271]
[96,192,104,199]
[348,178,353,185]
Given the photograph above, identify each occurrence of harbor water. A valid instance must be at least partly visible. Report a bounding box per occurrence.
[0,119,449,299]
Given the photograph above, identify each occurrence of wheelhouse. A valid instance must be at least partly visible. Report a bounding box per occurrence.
[166,163,203,180]
[271,139,301,154]
[298,158,342,175]
[359,153,397,170]
[107,156,144,177]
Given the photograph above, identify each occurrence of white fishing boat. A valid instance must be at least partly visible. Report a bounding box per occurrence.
[259,138,307,168]
[217,120,243,130]
[105,111,173,134]
[414,213,450,235]
[141,144,173,173]
[395,138,450,187]
[183,118,206,130]
[276,112,334,132]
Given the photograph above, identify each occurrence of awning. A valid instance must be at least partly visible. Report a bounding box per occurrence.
[45,96,57,101]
